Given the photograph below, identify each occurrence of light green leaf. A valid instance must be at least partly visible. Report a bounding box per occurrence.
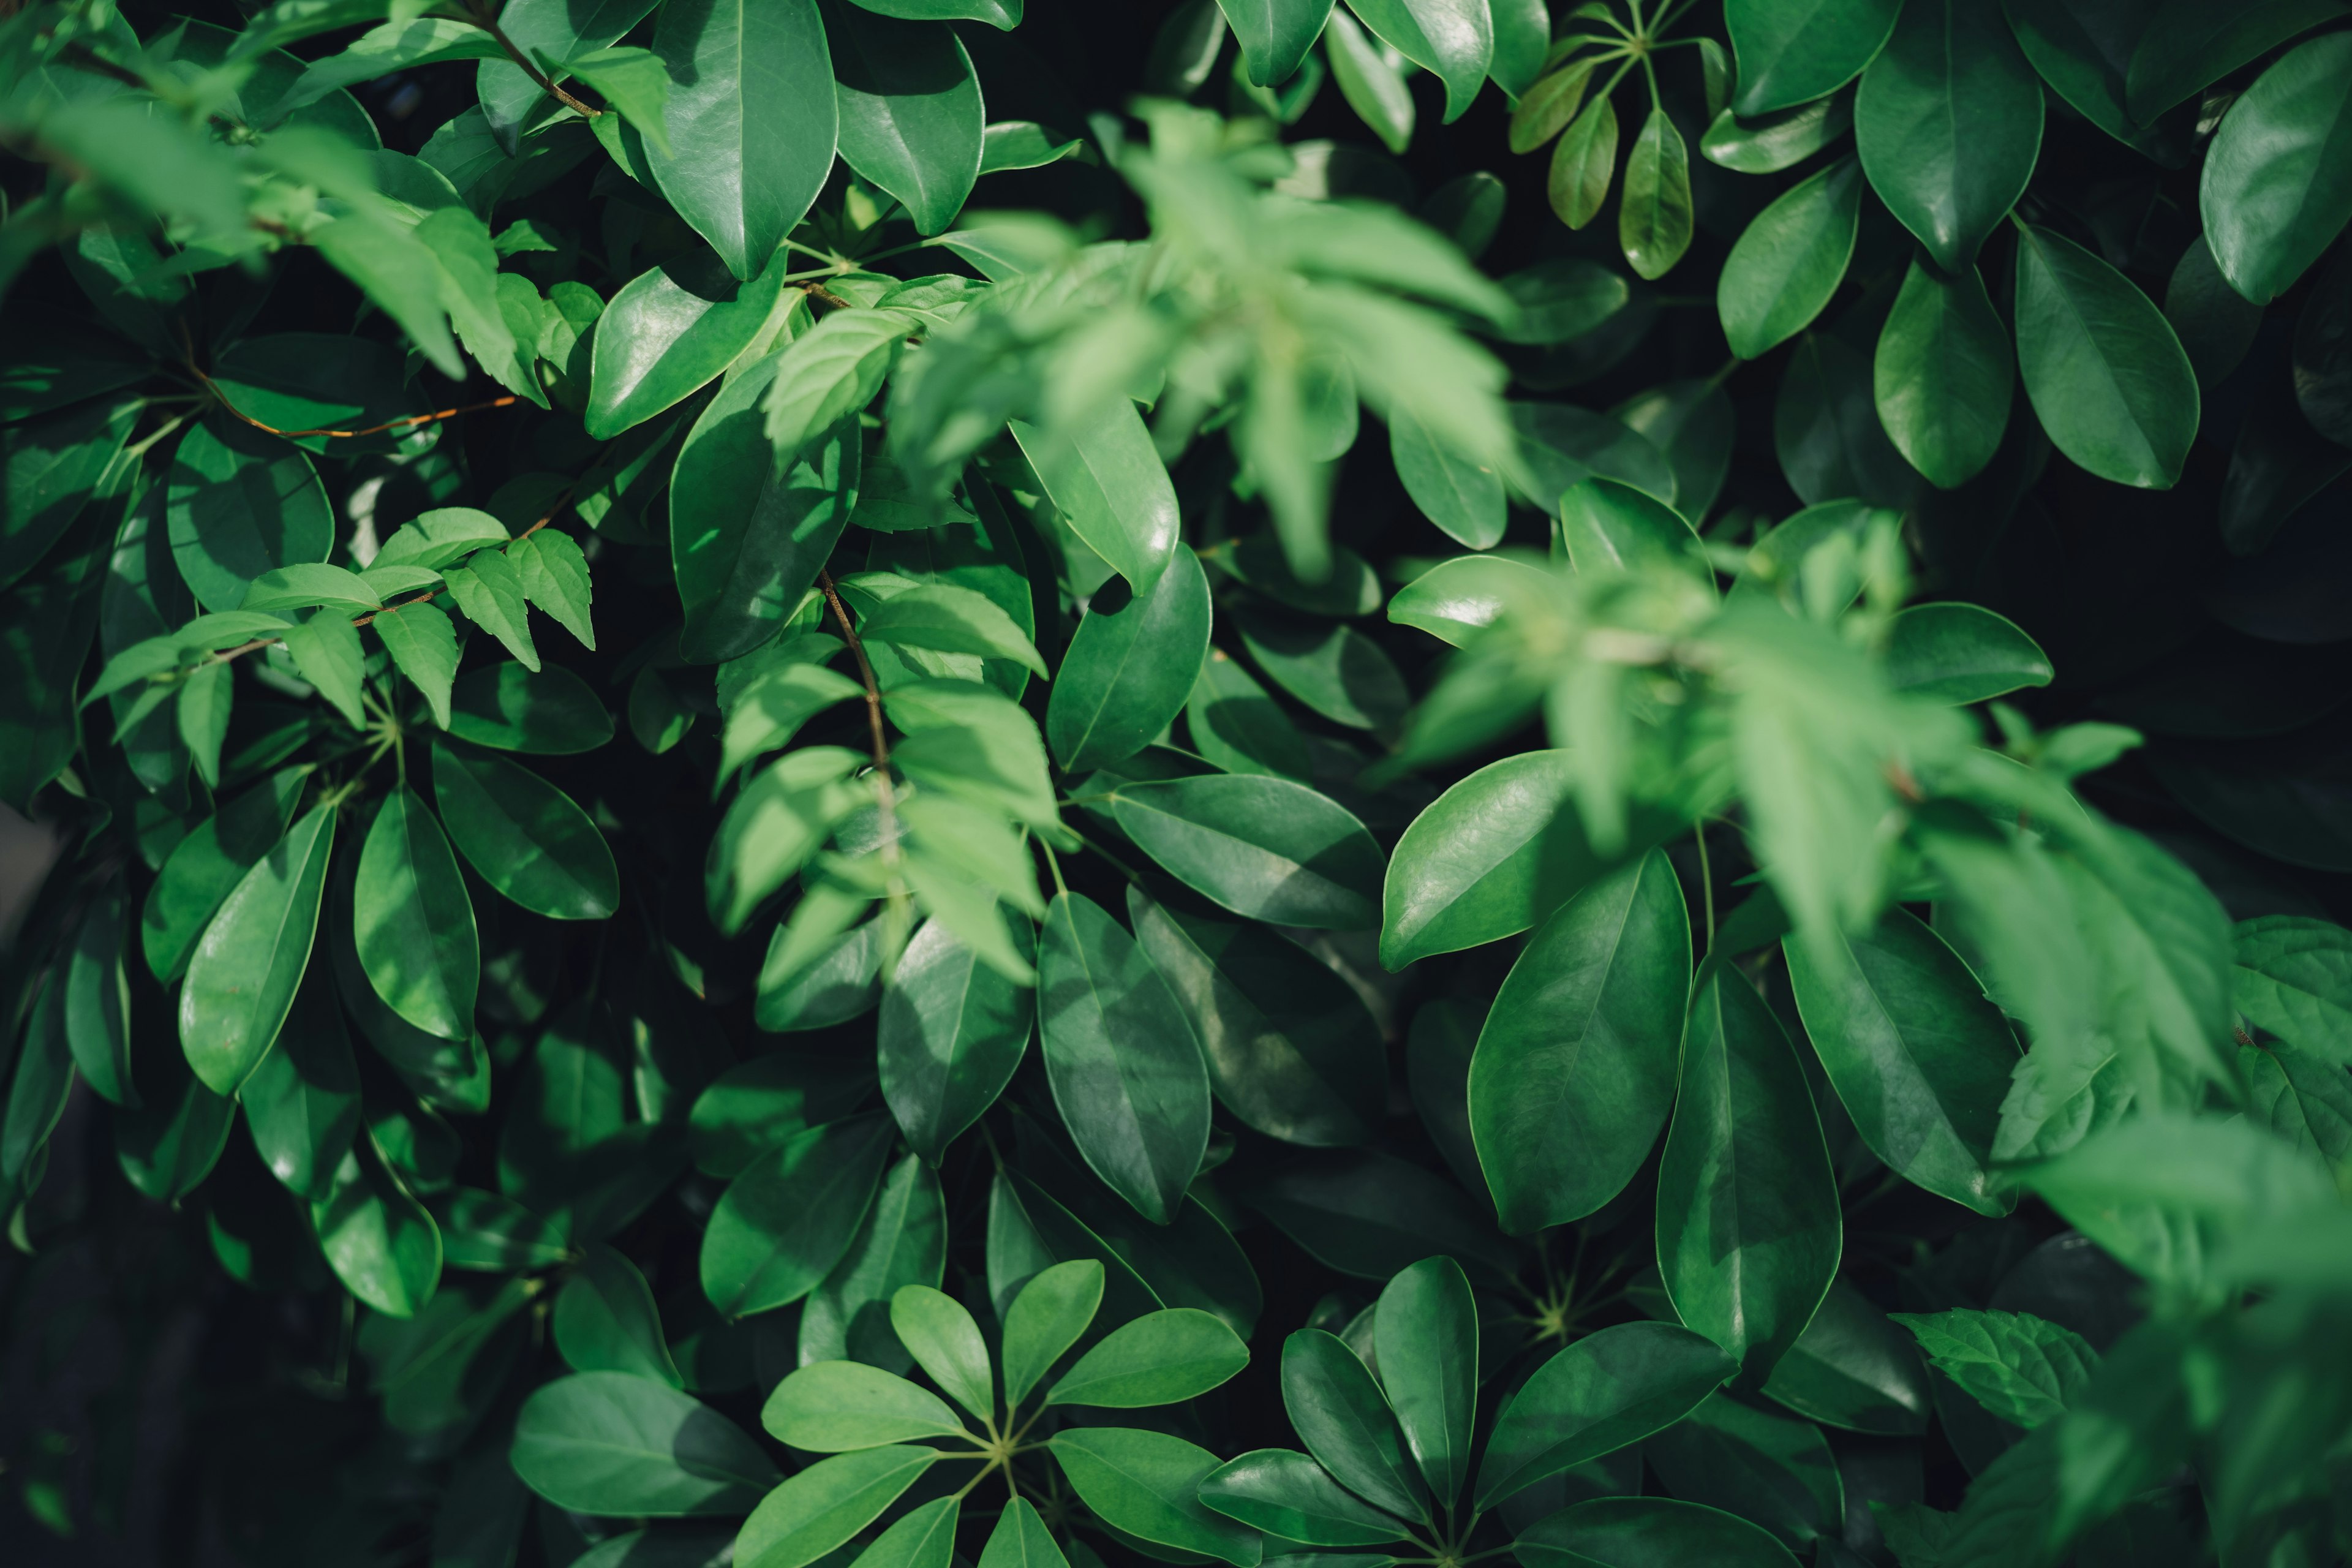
[1048,1308,1248,1407]
[734,1449,941,1568]
[1888,1308,2097,1430]
[179,805,336,1096]
[761,1359,969,1450]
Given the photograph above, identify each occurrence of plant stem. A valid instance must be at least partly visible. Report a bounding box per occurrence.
[462,1,605,119]
[1694,817,1716,955]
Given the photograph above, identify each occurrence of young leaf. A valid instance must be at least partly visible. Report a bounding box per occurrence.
[1548,96,1620,230]
[734,1449,941,1568]
[1001,1257,1106,1408]
[374,600,460,728]
[1888,1308,2098,1429]
[891,1284,994,1421]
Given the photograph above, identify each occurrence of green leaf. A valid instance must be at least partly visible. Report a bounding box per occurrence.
[1719,157,1863,360]
[1390,408,1506,549]
[1188,650,1313,781]
[1344,0,1492,123]
[1700,95,1854,173]
[1128,888,1385,1147]
[113,1019,236,1206]
[763,311,912,470]
[826,2,985,236]
[1657,971,1842,1382]
[1199,1449,1412,1545]
[507,530,597,649]
[1774,334,1924,508]
[1,398,138,595]
[718,636,861,783]
[443,549,540,671]
[687,1052,875,1179]
[1872,257,2015,489]
[701,1113,893,1317]
[1385,554,1553,649]
[374,507,508,571]
[2012,223,2199,489]
[355,787,479,1042]
[241,960,360,1201]
[431,1186,569,1271]
[886,679,1059,833]
[567,47,675,155]
[448,662,614,754]
[1883,603,2051,704]
[1782,910,2018,1216]
[674,383,856,666]
[1001,1257,1106,1408]
[1038,892,1210,1225]
[1619,108,1693,281]
[58,886,133,1108]
[1512,401,1678,507]
[2234,915,2352,1065]
[979,121,1084,174]
[876,916,1035,1164]
[1517,1498,1800,1568]
[1011,403,1181,592]
[1374,1256,1477,1510]
[802,1154,946,1374]
[706,747,866,936]
[1318,15,1406,155]
[1512,58,1600,154]
[178,805,335,1096]
[859,582,1046,676]
[556,1243,686,1387]
[2127,0,2348,123]
[2201,34,2352,302]
[891,1283,993,1420]
[1282,1327,1427,1520]
[644,0,837,279]
[734,1448,940,1568]
[843,1496,960,1568]
[1047,545,1212,772]
[1642,1392,1843,1548]
[1,975,75,1214]
[763,1359,969,1450]
[1548,96,1619,229]
[279,610,367,728]
[166,417,335,614]
[144,771,308,983]
[1246,1148,1520,1285]
[432,742,619,921]
[1110,775,1384,930]
[758,918,885,1033]
[176,662,232,792]
[271,18,507,116]
[311,1140,442,1317]
[1475,1321,1737,1509]
[239,563,380,617]
[588,250,796,439]
[1725,0,1902,116]
[1557,478,1711,586]
[374,600,460,728]
[513,1372,779,1516]
[1471,850,1689,1234]
[1889,1308,2097,1430]
[1049,1308,1248,1407]
[1216,0,1335,87]
[1854,0,2043,272]
[1049,1427,1264,1567]
[1757,1281,1931,1434]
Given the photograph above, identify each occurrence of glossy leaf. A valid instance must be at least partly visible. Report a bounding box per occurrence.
[1471,851,1689,1233]
[1701,95,1854,173]
[587,251,796,440]
[1199,1449,1411,1545]
[557,1244,686,1387]
[763,1359,968,1450]
[240,965,360,1201]
[2201,34,2352,303]
[2013,224,2199,489]
[165,417,333,614]
[310,1142,440,1317]
[1883,603,2051,704]
[1344,0,1492,123]
[432,742,619,921]
[802,1154,946,1373]
[1216,0,1334,88]
[700,1113,894,1317]
[1720,158,1863,360]
[734,1448,939,1568]
[1037,892,1210,1225]
[878,916,1035,1164]
[1049,1427,1264,1567]
[355,787,478,1042]
[1757,1281,1931,1434]
[644,0,837,278]
[1476,1321,1738,1508]
[826,2,984,236]
[1283,1327,1427,1520]
[1385,554,1553,650]
[1548,96,1619,229]
[1516,1498,1800,1568]
[1618,108,1693,281]
[1726,0,1901,116]
[1872,257,2013,489]
[1657,972,1842,1382]
[891,1283,993,1420]
[1188,649,1313,781]
[512,1372,779,1515]
[1111,775,1384,930]
[447,662,614,754]
[1001,1257,1106,1407]
[1374,1255,1477,1509]
[1047,545,1211,772]
[1642,1393,1843,1548]
[178,805,334,1096]
[1854,0,2042,272]
[1129,888,1385,1147]
[1049,1308,1248,1406]
[1011,404,1181,592]
[59,885,133,1107]
[1390,408,1506,549]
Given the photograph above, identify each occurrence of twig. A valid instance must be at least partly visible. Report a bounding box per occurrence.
[178,321,520,439]
[462,1,605,119]
[816,568,889,771]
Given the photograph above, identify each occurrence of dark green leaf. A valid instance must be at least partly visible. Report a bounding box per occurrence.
[2200,33,2352,302]
[59,884,133,1107]
[310,1140,442,1317]
[1284,1326,1427,1520]
[2013,223,2199,488]
[1344,0,1492,123]
[1049,1427,1264,1567]
[1476,1321,1737,1508]
[1216,0,1335,88]
[1855,0,2043,272]
[167,417,334,614]
[700,1112,893,1317]
[1642,1393,1842,1548]
[557,1243,685,1387]
[1038,891,1209,1225]
[1512,401,1678,507]
[1327,8,1416,156]
[687,1052,875,1180]
[0,396,137,595]
[1110,775,1384,930]
[1548,96,1619,230]
[1619,108,1693,281]
[1774,333,1926,508]
[1758,1281,1931,1434]
[1657,971,1842,1382]
[1010,404,1181,592]
[179,805,335,1096]
[1047,546,1211,772]
[825,2,985,236]
[1385,554,1553,650]
[355,786,478,1042]
[878,916,1034,1164]
[733,1448,940,1568]
[1700,94,1854,173]
[513,1372,780,1515]
[1516,1497,1800,1567]
[1049,1307,1248,1406]
[1888,1308,2096,1429]
[240,964,360,1201]
[1390,408,1506,549]
[1374,1255,1477,1510]
[1471,851,1688,1233]
[1245,1148,1520,1284]
[1720,158,1863,360]
[1199,1449,1411,1545]
[588,251,796,440]
[1883,603,2051,704]
[1874,258,2014,489]
[645,0,838,278]
[1188,649,1313,782]
[802,1156,946,1373]
[448,662,614,754]
[1726,0,1902,116]
[432,741,619,921]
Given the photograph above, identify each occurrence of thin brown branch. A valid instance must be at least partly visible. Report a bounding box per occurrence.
[462,2,605,119]
[178,321,521,439]
[817,567,889,771]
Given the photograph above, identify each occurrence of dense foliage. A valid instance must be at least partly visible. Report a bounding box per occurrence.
[6,0,2352,1565]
